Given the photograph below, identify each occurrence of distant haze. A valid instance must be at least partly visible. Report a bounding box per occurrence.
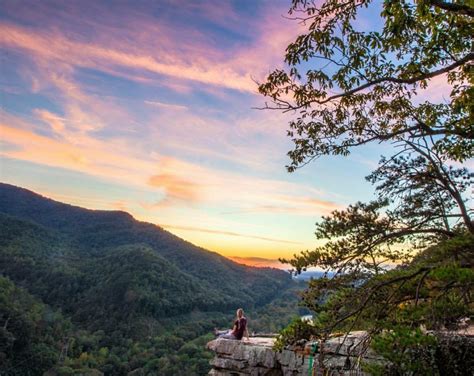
[228,256,290,269]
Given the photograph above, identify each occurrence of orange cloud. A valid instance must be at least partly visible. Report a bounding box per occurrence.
[160,224,302,245]
[148,173,200,204]
[32,189,127,212]
[2,110,343,220]
[0,114,154,187]
[279,196,342,215]
[110,200,129,212]
[221,196,342,216]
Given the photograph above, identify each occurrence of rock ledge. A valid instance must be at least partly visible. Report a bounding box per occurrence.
[207,332,375,376]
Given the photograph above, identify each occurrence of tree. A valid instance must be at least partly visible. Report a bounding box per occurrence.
[260,0,473,167]
[259,1,473,373]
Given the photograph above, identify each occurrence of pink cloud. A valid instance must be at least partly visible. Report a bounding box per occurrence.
[415,73,453,103]
[0,0,301,94]
[33,109,66,134]
[144,100,188,111]
[0,2,303,174]
[0,24,256,92]
[0,1,344,227]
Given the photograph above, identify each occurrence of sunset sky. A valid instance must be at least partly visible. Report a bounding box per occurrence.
[0,1,456,265]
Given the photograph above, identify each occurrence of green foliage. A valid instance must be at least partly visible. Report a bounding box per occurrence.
[259,0,473,168]
[435,333,474,375]
[0,183,302,375]
[366,327,438,376]
[0,276,70,376]
[274,317,317,351]
[290,235,473,340]
[249,281,310,334]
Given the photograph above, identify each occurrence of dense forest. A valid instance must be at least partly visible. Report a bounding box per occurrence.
[0,183,305,375]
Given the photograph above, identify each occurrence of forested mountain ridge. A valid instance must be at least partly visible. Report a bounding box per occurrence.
[0,182,291,309]
[0,183,300,375]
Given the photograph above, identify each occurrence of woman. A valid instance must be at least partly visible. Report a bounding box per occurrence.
[215,308,249,340]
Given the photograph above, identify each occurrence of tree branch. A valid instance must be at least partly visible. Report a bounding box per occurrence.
[286,52,474,109]
[369,227,455,248]
[405,141,474,233]
[428,0,474,17]
[329,267,432,331]
[415,269,431,307]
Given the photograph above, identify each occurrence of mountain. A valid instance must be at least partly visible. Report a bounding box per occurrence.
[0,183,299,375]
[0,182,291,310]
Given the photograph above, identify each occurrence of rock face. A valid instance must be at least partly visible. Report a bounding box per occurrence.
[207,332,379,376]
[207,329,474,375]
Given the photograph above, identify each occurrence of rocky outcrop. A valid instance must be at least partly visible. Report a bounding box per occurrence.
[207,332,381,375]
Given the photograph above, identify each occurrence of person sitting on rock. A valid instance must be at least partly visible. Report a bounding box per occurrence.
[215,308,249,340]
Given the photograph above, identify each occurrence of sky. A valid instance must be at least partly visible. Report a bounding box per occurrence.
[0,0,458,266]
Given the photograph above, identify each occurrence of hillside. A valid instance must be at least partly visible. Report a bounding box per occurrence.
[0,183,301,375]
[0,183,292,310]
